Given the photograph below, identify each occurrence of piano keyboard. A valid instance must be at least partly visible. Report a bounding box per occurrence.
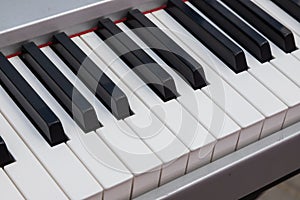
[1,0,300,199]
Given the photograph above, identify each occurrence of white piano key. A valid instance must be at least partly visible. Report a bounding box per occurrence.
[292,43,300,61]
[186,2,300,129]
[270,47,300,87]
[120,49,239,160]
[112,23,240,159]
[72,35,192,185]
[147,11,265,149]
[17,48,134,200]
[70,35,216,173]
[0,113,68,200]
[42,45,162,198]
[246,53,300,128]
[0,169,24,200]
[99,124,161,198]
[126,108,189,185]
[1,58,103,200]
[152,9,287,138]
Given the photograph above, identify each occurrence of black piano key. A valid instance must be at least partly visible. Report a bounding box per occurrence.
[190,0,272,63]
[127,9,207,89]
[222,0,296,53]
[95,27,177,101]
[125,18,208,90]
[52,33,131,119]
[166,0,247,73]
[97,18,178,101]
[0,136,14,167]
[0,53,67,146]
[271,0,300,23]
[21,42,100,132]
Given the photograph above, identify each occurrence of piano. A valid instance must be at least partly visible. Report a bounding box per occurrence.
[1,0,300,199]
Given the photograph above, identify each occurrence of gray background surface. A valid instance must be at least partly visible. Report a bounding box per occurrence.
[0,0,104,31]
[259,174,300,200]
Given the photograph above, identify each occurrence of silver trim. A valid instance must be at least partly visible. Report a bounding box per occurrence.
[135,122,300,200]
[0,0,166,55]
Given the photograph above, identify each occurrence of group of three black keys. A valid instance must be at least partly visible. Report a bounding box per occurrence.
[1,0,299,167]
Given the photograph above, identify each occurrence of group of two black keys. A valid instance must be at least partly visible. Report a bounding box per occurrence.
[0,3,209,150]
